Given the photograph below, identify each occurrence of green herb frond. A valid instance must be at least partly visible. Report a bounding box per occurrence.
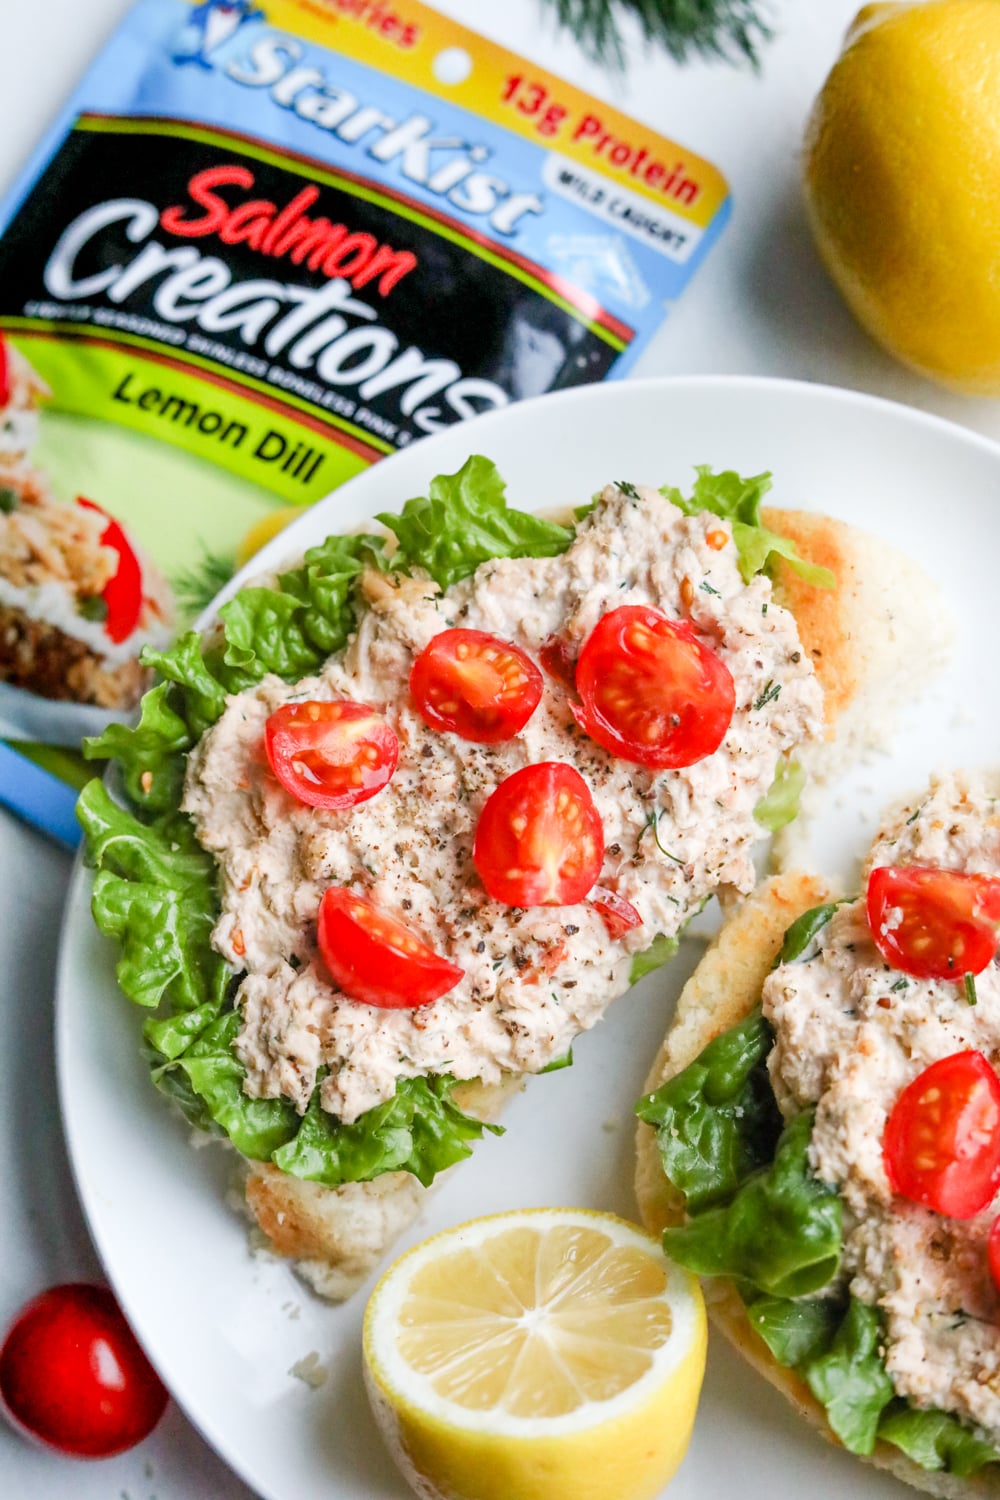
[547,0,773,68]
[171,547,236,620]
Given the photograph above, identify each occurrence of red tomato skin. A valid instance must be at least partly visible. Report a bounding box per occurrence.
[473,762,604,908]
[571,605,735,770]
[0,335,10,408]
[867,865,1000,981]
[988,1216,1000,1297]
[410,629,543,743]
[317,888,463,1008]
[538,634,577,689]
[590,886,643,940]
[883,1051,1000,1219]
[265,700,399,811]
[77,498,143,644]
[0,1284,168,1459]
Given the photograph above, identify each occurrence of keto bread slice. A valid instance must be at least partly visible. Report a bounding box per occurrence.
[634,875,1000,1500]
[764,506,953,867]
[243,509,950,1302]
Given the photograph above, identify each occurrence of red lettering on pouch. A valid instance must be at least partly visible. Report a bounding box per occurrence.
[569,116,701,206]
[160,166,418,295]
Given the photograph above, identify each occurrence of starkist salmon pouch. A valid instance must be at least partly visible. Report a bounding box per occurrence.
[0,0,728,741]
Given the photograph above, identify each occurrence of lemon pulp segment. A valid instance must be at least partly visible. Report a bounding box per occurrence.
[398,1224,674,1417]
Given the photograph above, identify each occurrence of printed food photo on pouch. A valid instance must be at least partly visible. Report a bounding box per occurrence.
[0,334,174,716]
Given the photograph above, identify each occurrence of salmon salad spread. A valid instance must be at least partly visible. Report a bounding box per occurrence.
[764,772,1000,1440]
[183,480,824,1124]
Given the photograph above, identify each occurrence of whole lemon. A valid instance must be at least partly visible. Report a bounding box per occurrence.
[803,0,1000,394]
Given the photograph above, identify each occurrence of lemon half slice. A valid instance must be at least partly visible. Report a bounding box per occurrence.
[363,1208,706,1500]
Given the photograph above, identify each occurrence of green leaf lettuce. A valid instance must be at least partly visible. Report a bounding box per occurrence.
[661,466,835,588]
[377,455,572,591]
[661,1109,842,1298]
[636,1007,781,1211]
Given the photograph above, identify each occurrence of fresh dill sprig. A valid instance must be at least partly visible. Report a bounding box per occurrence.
[171,547,236,620]
[643,806,684,863]
[546,0,773,69]
[753,679,781,711]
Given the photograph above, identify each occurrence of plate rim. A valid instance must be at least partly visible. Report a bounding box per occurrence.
[54,371,1000,1500]
[197,371,1000,623]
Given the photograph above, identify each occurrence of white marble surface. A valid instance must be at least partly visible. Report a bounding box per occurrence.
[2,2,998,1496]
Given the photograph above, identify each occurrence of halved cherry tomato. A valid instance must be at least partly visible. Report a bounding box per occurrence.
[410,628,543,742]
[590,886,643,939]
[571,605,735,769]
[0,1284,168,1458]
[988,1215,1000,1296]
[266,700,398,810]
[883,1050,1000,1218]
[538,633,576,689]
[76,497,143,644]
[867,865,1000,981]
[0,335,10,408]
[317,887,463,1008]
[473,761,604,907]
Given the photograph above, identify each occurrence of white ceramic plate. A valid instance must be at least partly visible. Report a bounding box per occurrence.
[56,376,1000,1500]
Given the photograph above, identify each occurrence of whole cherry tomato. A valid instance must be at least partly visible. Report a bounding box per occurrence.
[410,629,543,743]
[867,865,1000,981]
[883,1051,1000,1218]
[590,886,643,939]
[265,700,398,810]
[0,1284,168,1458]
[571,605,735,770]
[76,498,143,645]
[473,761,604,907]
[317,888,463,1008]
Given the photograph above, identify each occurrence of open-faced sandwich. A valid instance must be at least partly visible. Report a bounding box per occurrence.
[636,770,1000,1494]
[78,457,945,1299]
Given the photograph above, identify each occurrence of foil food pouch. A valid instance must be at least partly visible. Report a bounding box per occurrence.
[0,0,728,747]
